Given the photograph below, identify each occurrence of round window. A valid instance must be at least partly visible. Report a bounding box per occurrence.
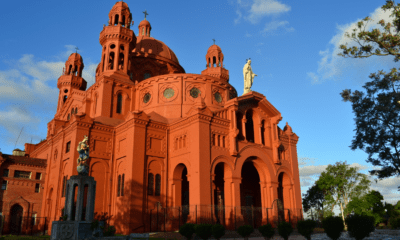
[214,92,222,103]
[143,93,151,103]
[164,88,175,99]
[190,87,201,98]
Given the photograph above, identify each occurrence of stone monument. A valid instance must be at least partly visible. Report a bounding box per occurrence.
[243,58,257,95]
[51,135,98,240]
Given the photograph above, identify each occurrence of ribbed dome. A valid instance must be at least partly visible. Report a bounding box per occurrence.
[139,19,151,27]
[207,44,222,53]
[67,53,83,62]
[110,1,129,11]
[133,36,180,64]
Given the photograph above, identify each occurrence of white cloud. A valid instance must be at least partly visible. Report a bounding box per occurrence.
[308,6,398,85]
[261,20,294,34]
[235,9,243,24]
[0,46,98,150]
[247,0,290,24]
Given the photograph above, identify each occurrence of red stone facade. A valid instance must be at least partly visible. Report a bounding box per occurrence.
[0,149,46,234]
[20,1,303,235]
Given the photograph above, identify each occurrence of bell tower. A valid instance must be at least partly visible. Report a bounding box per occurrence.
[99,1,136,82]
[201,41,229,82]
[56,52,87,113]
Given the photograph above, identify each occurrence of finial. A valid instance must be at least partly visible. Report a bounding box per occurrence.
[75,47,79,54]
[143,10,149,19]
[212,39,215,45]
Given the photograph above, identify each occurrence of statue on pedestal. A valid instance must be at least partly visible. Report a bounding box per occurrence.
[77,135,89,176]
[243,59,257,95]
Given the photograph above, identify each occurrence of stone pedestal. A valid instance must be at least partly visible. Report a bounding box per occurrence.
[51,175,97,240]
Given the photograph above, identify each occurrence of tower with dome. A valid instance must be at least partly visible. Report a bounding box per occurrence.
[21,1,303,235]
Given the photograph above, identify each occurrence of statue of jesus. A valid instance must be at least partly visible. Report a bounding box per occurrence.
[243,59,257,95]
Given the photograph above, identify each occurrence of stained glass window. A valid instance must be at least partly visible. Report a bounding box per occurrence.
[144,93,151,103]
[214,92,222,103]
[164,88,174,99]
[190,87,201,98]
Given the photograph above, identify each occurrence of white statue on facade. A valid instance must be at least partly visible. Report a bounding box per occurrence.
[243,59,257,95]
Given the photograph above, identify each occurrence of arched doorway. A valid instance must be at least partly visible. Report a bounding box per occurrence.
[240,160,262,227]
[277,172,292,222]
[181,167,189,223]
[213,163,225,225]
[245,110,255,143]
[10,204,23,235]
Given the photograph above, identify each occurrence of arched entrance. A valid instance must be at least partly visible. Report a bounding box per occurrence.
[171,163,190,224]
[277,172,292,222]
[213,163,225,225]
[10,204,23,235]
[240,160,262,227]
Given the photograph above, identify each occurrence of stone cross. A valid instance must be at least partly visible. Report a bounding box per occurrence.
[75,47,79,53]
[212,39,215,45]
[143,10,149,19]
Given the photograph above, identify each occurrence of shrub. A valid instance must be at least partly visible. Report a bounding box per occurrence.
[389,217,400,229]
[179,223,196,240]
[211,224,225,240]
[322,216,344,240]
[237,225,254,240]
[258,223,275,240]
[277,221,293,240]
[195,223,213,240]
[345,214,375,240]
[296,220,316,240]
[101,225,116,236]
[90,219,100,231]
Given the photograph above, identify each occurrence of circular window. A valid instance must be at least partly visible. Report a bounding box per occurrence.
[164,88,175,99]
[214,92,222,103]
[64,89,68,93]
[143,93,151,103]
[110,44,116,49]
[190,87,201,98]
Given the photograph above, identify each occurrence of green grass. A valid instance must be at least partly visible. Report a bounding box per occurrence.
[0,235,50,240]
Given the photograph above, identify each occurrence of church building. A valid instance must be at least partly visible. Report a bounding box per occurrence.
[22,1,303,235]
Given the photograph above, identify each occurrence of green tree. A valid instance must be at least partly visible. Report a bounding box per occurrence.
[346,190,386,225]
[316,161,371,225]
[302,183,325,221]
[338,0,400,190]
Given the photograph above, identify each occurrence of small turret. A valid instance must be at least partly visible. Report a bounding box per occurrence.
[201,41,229,82]
[56,53,87,113]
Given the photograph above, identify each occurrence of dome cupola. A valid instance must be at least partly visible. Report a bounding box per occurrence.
[64,52,84,77]
[108,1,132,27]
[201,40,229,82]
[138,10,151,37]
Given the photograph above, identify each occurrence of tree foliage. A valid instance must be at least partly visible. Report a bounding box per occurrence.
[302,183,326,221]
[316,161,371,223]
[346,190,386,225]
[338,0,400,190]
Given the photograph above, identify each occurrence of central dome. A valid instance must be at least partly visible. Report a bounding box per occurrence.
[133,36,180,65]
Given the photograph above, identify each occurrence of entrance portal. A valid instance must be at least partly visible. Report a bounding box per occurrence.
[10,204,23,235]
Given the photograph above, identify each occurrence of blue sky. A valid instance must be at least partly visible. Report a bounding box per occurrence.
[1,0,399,216]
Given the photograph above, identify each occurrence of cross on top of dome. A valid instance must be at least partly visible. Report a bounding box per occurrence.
[143,10,149,20]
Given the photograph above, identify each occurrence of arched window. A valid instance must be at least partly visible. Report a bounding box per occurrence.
[142,27,144,36]
[63,95,67,103]
[236,112,244,140]
[75,107,78,114]
[68,65,72,75]
[117,175,121,197]
[116,94,122,114]
[118,53,124,70]
[108,52,115,70]
[155,174,161,196]
[213,56,217,67]
[121,174,125,196]
[148,173,154,195]
[114,15,119,25]
[74,65,77,76]
[144,73,151,80]
[122,15,126,26]
[102,54,105,72]
[261,120,265,145]
[245,110,254,142]
[71,109,74,115]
